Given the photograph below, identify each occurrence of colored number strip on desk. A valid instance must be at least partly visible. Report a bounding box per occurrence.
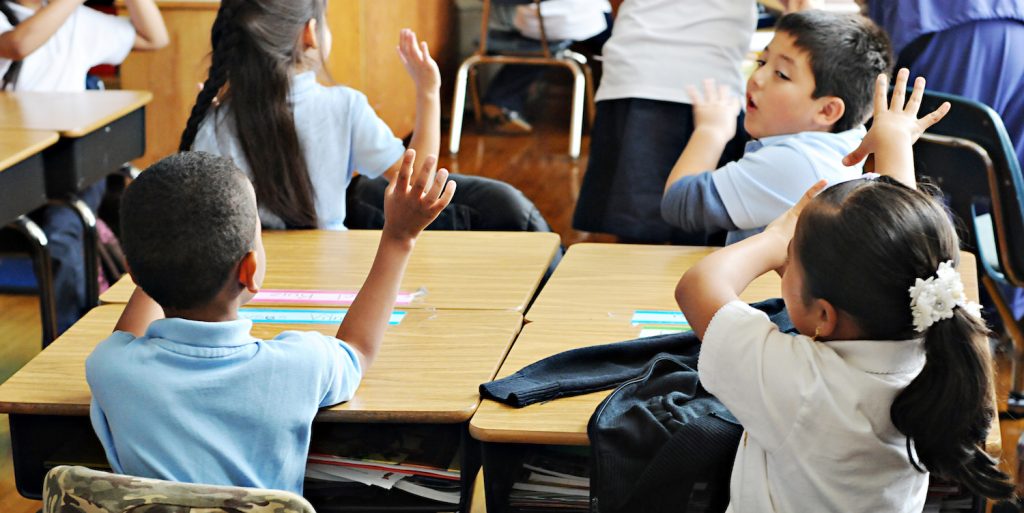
[240,308,406,325]
[632,310,692,337]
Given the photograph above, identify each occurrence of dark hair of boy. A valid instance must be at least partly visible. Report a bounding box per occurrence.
[0,1,23,90]
[776,11,893,133]
[121,151,258,311]
[794,177,1013,499]
[178,0,328,229]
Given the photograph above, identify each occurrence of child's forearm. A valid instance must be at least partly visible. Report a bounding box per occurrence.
[0,0,80,60]
[664,128,730,194]
[676,230,787,338]
[123,0,168,50]
[113,286,164,337]
[872,131,917,190]
[407,90,441,160]
[336,234,415,369]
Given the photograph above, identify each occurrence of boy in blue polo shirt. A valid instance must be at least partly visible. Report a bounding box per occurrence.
[661,11,892,244]
[85,150,455,493]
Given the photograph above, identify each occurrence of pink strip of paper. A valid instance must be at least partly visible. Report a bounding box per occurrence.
[254,289,416,306]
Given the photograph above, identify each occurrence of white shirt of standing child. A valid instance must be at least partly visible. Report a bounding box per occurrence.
[0,3,135,91]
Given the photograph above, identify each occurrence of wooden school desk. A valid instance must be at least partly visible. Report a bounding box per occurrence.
[102,230,562,312]
[0,129,60,342]
[0,304,523,511]
[0,91,152,309]
[474,246,993,512]
[525,243,792,323]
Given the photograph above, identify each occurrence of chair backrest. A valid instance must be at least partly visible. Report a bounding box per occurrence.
[913,89,1024,287]
[43,465,316,513]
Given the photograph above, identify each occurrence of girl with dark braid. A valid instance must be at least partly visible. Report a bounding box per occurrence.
[180,0,441,231]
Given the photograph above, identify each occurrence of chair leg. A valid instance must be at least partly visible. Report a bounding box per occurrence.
[565,60,586,160]
[450,55,482,156]
[564,50,596,128]
[469,66,483,127]
[9,216,57,347]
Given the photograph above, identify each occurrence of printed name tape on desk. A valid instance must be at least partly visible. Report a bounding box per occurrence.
[240,308,406,325]
[632,310,691,338]
[253,288,422,306]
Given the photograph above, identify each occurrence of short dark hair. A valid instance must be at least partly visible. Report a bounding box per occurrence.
[776,11,893,132]
[121,151,258,310]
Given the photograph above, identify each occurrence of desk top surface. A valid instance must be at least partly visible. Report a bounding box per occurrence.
[102,230,560,312]
[527,244,979,323]
[0,129,58,171]
[525,244,781,323]
[0,90,152,137]
[0,305,523,423]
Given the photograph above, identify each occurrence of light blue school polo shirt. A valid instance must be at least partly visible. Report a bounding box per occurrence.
[192,71,406,230]
[662,127,866,244]
[86,317,362,494]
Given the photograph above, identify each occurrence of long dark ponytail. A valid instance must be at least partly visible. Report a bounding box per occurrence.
[794,177,1013,499]
[1,0,23,90]
[180,0,325,228]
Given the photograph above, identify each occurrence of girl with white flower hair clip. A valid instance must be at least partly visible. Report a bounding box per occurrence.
[675,68,1012,512]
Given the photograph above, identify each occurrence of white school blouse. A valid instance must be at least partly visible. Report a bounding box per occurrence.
[698,301,929,512]
[595,0,757,104]
[0,2,135,91]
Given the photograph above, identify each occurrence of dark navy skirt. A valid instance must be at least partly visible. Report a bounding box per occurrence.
[572,98,747,244]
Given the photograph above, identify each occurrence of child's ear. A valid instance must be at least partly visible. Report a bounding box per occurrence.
[813,298,841,339]
[238,250,261,294]
[815,96,845,128]
[302,18,320,50]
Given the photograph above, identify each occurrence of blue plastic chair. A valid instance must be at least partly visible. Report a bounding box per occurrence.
[912,89,1024,405]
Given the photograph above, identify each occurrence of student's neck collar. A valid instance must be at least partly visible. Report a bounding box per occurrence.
[162,299,242,323]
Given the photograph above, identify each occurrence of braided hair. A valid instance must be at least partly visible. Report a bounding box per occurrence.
[180,0,326,228]
[1,1,23,90]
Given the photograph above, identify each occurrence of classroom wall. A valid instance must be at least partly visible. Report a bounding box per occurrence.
[119,0,456,168]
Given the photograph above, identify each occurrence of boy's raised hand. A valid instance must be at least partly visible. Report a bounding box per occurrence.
[397,29,441,94]
[687,79,741,143]
[842,69,951,167]
[383,149,456,242]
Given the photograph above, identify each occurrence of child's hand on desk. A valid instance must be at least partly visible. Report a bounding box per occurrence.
[383,149,455,242]
[397,29,441,95]
[687,79,741,145]
[842,69,950,171]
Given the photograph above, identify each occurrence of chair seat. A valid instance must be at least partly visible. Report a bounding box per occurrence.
[484,30,573,56]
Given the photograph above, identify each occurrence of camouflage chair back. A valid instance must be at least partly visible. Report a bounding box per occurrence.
[43,465,316,513]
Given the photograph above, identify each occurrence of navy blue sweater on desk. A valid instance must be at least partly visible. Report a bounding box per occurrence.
[480,299,795,513]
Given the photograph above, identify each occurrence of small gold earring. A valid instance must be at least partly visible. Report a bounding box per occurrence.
[813,326,821,341]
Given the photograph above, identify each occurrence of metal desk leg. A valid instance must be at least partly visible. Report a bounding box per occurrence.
[8,216,57,346]
[54,195,99,309]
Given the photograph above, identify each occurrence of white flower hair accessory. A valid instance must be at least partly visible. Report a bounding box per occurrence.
[908,260,983,332]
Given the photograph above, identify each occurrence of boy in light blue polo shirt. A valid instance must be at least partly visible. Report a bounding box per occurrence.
[661,11,892,244]
[85,150,455,493]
